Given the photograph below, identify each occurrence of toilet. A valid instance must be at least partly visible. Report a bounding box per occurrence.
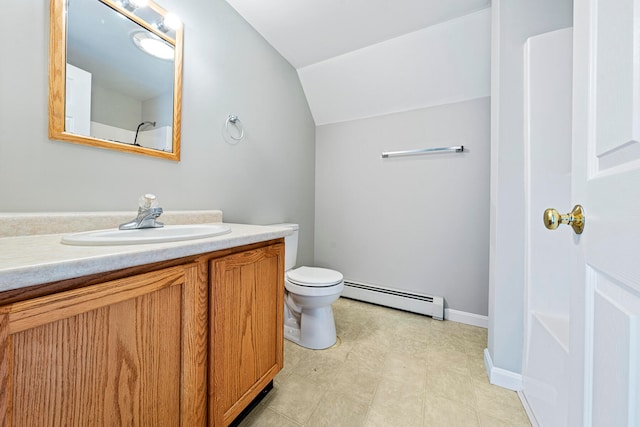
[275,224,344,350]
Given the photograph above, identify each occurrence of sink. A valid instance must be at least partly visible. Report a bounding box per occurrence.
[61,224,232,246]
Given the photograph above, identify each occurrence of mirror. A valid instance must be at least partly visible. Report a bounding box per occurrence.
[49,0,183,161]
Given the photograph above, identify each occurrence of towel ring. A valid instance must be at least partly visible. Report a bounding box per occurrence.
[225,115,244,141]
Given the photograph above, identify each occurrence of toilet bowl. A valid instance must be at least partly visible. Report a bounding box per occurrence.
[273,224,344,350]
[284,266,344,349]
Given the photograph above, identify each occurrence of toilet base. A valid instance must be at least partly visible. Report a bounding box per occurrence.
[284,303,337,350]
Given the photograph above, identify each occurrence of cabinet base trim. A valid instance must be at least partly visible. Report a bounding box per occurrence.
[229,381,273,427]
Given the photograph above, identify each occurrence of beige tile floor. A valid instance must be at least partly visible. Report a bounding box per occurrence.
[240,298,531,427]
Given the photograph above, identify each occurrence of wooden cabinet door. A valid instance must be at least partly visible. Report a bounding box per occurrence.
[210,244,284,427]
[0,263,208,427]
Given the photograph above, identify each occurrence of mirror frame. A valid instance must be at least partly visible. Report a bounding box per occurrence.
[49,0,183,161]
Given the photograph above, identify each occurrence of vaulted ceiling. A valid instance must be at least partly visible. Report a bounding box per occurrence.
[224,0,492,125]
[224,0,491,68]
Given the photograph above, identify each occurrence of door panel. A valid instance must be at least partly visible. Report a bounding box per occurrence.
[0,264,208,427]
[595,0,640,159]
[65,63,91,136]
[591,270,640,426]
[572,0,640,425]
[210,245,284,427]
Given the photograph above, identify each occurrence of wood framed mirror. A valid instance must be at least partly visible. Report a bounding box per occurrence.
[49,0,183,161]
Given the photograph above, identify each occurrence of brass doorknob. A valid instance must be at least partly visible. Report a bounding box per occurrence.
[543,205,585,234]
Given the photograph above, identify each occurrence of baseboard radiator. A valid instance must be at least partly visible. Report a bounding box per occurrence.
[342,280,444,320]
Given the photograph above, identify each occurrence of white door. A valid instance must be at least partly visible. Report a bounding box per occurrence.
[523,28,573,427]
[65,63,92,136]
[569,0,640,425]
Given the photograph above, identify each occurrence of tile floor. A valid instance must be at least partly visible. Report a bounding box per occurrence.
[240,298,531,427]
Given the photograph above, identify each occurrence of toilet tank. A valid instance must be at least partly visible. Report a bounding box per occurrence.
[272,223,299,270]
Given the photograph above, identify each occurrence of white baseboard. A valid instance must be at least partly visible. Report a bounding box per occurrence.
[483,348,523,391]
[517,391,540,427]
[445,308,488,328]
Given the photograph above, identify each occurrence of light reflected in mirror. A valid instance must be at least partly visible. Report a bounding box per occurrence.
[49,0,183,161]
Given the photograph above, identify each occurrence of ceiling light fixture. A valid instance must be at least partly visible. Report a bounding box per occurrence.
[131,31,174,60]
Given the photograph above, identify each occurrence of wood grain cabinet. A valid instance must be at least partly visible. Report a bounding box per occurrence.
[209,244,284,427]
[0,263,208,426]
[0,240,284,427]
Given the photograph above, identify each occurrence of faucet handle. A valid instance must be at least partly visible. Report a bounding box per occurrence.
[138,193,159,210]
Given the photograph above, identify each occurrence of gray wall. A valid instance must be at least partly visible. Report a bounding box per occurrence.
[143,91,174,128]
[489,0,573,373]
[0,0,316,266]
[92,84,142,130]
[315,97,490,315]
[311,10,491,318]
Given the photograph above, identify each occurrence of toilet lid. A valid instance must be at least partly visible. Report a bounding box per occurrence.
[286,266,343,287]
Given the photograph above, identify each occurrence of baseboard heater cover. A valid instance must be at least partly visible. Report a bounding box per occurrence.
[342,280,444,320]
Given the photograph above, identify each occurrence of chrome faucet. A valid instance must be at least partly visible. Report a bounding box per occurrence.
[119,194,164,230]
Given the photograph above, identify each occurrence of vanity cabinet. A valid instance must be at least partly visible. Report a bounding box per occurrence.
[209,244,284,426]
[0,240,284,427]
[0,263,208,426]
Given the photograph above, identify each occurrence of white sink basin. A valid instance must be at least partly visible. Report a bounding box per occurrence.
[61,224,232,246]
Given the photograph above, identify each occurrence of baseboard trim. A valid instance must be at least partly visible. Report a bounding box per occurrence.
[445,308,488,328]
[517,390,540,427]
[483,348,523,391]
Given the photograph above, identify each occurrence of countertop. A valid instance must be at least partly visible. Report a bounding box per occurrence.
[0,223,290,293]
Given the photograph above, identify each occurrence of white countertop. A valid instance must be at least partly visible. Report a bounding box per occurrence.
[0,223,290,293]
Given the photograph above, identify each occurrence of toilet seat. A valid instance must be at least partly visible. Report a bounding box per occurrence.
[285,267,344,297]
[286,266,343,287]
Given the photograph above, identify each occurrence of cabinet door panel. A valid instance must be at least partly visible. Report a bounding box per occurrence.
[255,258,279,376]
[11,285,181,426]
[0,264,208,427]
[210,244,284,426]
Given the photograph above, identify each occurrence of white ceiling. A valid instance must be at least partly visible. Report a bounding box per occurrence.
[224,0,491,68]
[298,9,491,125]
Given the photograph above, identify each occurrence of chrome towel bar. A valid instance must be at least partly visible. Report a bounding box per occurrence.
[381,145,464,159]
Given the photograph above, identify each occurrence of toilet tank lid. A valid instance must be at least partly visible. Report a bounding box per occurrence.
[287,266,343,286]
[270,223,299,230]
